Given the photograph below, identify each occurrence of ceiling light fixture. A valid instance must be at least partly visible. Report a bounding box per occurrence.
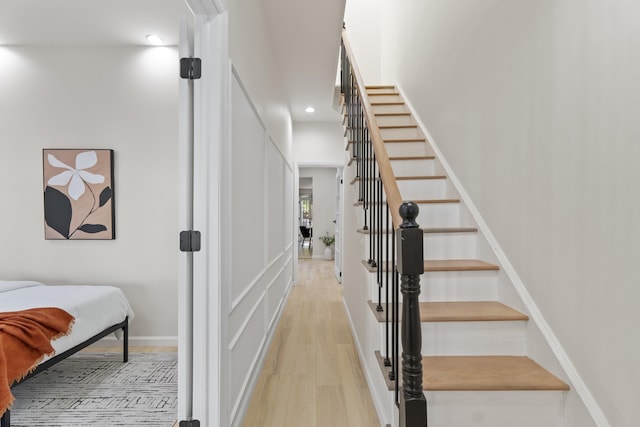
[305,106,316,113]
[146,34,165,46]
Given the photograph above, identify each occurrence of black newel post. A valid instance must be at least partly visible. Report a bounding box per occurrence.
[397,202,427,427]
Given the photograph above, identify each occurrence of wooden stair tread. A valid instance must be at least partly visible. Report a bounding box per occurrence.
[384,138,426,143]
[371,101,405,106]
[350,175,446,184]
[357,227,478,234]
[426,259,500,271]
[389,155,436,161]
[413,198,460,204]
[374,112,411,117]
[368,300,529,323]
[378,124,417,129]
[397,175,446,180]
[362,259,499,272]
[422,356,569,391]
[366,85,395,89]
[349,155,436,162]
[354,198,460,206]
[368,92,400,96]
[374,353,568,391]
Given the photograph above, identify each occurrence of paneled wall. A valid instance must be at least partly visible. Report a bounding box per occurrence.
[226,71,294,425]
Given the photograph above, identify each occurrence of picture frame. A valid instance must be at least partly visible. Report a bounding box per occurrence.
[43,149,115,240]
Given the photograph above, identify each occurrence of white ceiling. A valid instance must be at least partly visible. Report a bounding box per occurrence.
[0,0,345,122]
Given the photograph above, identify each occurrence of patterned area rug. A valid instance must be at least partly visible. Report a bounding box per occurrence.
[10,352,177,427]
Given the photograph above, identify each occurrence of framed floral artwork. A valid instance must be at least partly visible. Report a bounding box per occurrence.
[43,149,115,240]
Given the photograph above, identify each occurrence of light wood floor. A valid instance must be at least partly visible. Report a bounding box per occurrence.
[298,242,314,259]
[242,259,380,427]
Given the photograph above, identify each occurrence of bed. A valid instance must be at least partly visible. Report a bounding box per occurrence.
[0,280,134,427]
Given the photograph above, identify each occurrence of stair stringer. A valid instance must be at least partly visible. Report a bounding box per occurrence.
[395,83,606,427]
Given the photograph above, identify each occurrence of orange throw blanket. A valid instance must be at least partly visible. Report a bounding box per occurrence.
[0,307,74,416]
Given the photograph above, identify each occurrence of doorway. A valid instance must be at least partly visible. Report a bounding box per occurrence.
[297,166,342,279]
[299,177,313,258]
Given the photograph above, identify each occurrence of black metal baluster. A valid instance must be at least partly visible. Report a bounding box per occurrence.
[359,110,365,203]
[384,202,391,367]
[376,172,383,312]
[368,143,375,264]
[352,93,357,166]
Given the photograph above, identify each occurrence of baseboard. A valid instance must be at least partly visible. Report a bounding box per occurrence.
[395,82,610,427]
[92,335,178,348]
[342,296,388,427]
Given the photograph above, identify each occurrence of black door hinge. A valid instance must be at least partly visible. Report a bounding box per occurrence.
[179,420,200,427]
[340,179,343,184]
[180,57,202,80]
[180,230,201,252]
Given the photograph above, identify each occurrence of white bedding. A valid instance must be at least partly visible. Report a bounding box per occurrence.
[0,281,134,359]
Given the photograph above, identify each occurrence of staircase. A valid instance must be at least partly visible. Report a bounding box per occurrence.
[342,84,570,426]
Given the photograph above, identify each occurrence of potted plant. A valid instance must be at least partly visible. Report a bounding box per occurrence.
[319,232,335,260]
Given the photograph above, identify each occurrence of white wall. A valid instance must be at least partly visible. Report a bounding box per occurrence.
[343,0,383,84]
[353,0,639,425]
[0,46,179,343]
[293,121,345,164]
[299,167,337,254]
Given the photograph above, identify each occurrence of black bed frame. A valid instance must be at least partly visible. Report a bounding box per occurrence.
[0,316,129,427]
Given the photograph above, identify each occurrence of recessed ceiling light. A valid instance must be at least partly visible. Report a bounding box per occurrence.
[146,34,165,46]
[305,106,316,113]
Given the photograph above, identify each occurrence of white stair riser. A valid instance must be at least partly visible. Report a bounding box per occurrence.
[371,104,410,115]
[375,115,416,126]
[391,158,435,176]
[367,88,396,94]
[369,94,403,103]
[422,321,526,356]
[424,232,478,259]
[425,391,565,427]
[379,127,424,140]
[354,202,467,228]
[376,321,526,357]
[384,141,431,157]
[361,232,478,260]
[421,270,498,301]
[364,269,499,303]
[415,202,461,227]
[397,178,447,200]
[384,391,565,427]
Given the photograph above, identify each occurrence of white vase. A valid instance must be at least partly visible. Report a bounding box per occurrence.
[323,246,333,260]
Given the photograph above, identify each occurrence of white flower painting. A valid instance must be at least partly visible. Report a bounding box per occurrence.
[43,149,115,240]
[47,151,105,200]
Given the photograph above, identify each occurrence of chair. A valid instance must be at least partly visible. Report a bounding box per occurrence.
[299,226,312,247]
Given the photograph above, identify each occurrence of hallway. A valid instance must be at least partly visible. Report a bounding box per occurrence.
[242,259,380,426]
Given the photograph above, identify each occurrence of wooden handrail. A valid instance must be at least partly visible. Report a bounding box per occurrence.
[341,29,403,229]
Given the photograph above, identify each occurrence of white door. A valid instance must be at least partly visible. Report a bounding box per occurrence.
[334,168,343,282]
[177,15,195,423]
